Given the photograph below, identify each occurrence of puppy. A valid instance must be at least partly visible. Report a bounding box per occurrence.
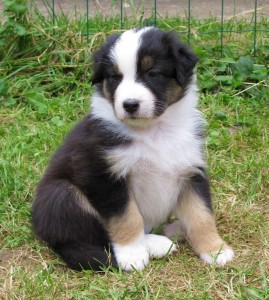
[32,27,234,271]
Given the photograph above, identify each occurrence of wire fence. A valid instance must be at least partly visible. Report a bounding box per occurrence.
[49,0,269,57]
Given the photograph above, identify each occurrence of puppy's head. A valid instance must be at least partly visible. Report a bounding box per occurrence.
[92,27,198,125]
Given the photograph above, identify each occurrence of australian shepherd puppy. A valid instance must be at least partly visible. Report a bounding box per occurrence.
[32,27,234,271]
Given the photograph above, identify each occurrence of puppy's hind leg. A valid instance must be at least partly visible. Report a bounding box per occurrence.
[32,181,117,271]
[175,172,234,266]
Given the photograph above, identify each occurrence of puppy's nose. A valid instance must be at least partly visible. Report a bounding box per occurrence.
[123,99,140,114]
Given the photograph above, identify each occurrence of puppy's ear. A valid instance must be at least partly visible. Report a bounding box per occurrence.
[91,49,105,85]
[91,35,119,85]
[175,44,199,87]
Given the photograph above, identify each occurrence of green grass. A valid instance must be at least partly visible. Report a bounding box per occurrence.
[0,1,269,299]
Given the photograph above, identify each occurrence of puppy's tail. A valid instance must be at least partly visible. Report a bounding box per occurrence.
[54,242,118,271]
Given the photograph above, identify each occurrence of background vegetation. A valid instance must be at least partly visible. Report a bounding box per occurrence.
[0,0,268,299]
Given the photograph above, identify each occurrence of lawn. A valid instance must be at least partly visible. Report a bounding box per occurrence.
[0,1,268,299]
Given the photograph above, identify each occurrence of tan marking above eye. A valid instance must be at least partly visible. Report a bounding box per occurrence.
[113,64,121,75]
[141,56,154,71]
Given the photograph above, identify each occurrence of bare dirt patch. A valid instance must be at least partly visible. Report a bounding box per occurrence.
[0,247,39,277]
[0,245,55,295]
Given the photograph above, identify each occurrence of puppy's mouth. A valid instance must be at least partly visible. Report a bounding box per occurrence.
[120,110,156,128]
[123,116,156,128]
[123,114,153,122]
[125,114,147,120]
[121,110,156,121]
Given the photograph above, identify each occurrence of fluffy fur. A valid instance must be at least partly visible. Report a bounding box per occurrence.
[32,27,234,271]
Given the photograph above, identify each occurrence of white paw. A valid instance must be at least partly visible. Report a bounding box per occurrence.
[145,234,177,258]
[112,235,149,271]
[163,220,186,242]
[200,248,234,266]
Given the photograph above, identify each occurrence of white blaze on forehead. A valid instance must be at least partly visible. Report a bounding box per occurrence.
[109,28,156,121]
[110,28,147,77]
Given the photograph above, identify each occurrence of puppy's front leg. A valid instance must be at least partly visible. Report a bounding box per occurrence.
[107,200,148,271]
[175,172,234,266]
[108,200,176,271]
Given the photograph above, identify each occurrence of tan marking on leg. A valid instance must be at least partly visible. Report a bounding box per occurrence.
[107,200,144,246]
[113,64,121,75]
[73,187,100,218]
[175,188,229,255]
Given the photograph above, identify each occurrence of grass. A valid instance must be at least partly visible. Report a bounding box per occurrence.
[0,1,269,299]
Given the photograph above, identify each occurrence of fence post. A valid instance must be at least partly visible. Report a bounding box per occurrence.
[51,0,55,36]
[187,0,191,46]
[86,0,89,41]
[253,0,258,56]
[120,0,123,29]
[154,0,157,27]
[220,0,224,57]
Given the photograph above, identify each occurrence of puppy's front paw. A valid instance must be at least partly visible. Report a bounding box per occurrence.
[200,247,234,266]
[145,234,177,258]
[113,235,149,271]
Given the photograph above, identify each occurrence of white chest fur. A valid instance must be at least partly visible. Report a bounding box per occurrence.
[93,83,206,232]
[106,102,206,232]
[130,157,183,232]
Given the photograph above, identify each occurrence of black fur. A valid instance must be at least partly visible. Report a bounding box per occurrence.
[32,116,130,270]
[189,169,213,211]
[136,29,198,116]
[32,28,207,271]
[91,34,120,85]
[138,29,198,88]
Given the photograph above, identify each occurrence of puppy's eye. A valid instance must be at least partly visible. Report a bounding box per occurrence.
[147,70,162,79]
[109,74,122,81]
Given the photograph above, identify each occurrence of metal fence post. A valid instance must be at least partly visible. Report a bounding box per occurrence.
[220,0,224,57]
[154,0,157,27]
[188,0,191,46]
[253,0,258,56]
[86,0,89,41]
[120,0,123,29]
